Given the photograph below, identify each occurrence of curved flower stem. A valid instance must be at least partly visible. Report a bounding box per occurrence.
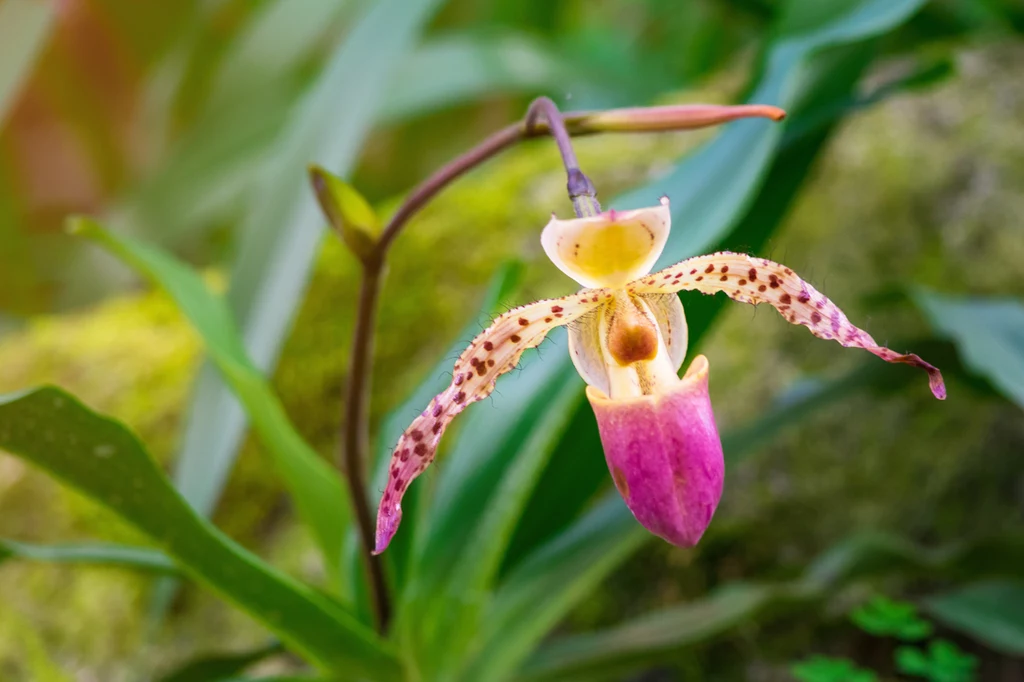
[339,98,786,634]
[524,96,601,217]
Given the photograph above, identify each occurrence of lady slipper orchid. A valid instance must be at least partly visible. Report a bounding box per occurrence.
[373,197,946,554]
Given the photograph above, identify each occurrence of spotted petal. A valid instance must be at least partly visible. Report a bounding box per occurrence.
[373,289,612,554]
[627,252,946,400]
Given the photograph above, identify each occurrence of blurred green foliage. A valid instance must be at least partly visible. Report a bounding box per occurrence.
[0,0,1022,681]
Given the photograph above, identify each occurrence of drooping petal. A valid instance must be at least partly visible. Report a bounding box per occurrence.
[587,355,724,547]
[374,288,611,554]
[627,252,946,400]
[541,197,671,288]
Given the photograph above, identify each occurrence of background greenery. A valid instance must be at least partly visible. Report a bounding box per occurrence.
[0,0,1021,680]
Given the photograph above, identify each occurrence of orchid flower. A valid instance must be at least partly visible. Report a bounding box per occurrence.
[373,197,946,555]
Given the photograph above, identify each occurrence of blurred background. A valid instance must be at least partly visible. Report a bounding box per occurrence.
[0,0,1022,680]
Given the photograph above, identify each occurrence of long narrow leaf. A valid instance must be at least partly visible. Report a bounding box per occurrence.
[925,582,1024,656]
[914,291,1024,409]
[0,387,398,678]
[70,218,351,585]
[519,534,1024,681]
[0,539,178,575]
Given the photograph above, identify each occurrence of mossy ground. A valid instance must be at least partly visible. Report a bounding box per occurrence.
[1,45,1022,681]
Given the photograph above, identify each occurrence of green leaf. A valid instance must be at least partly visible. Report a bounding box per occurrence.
[792,656,879,682]
[461,496,647,682]
[914,290,1024,408]
[0,539,177,575]
[896,641,978,682]
[0,387,398,678]
[516,533,1024,681]
[522,582,816,682]
[382,32,595,121]
[616,0,929,264]
[69,217,351,586]
[157,642,283,682]
[804,533,1024,587]
[925,581,1024,656]
[0,0,55,127]
[851,595,934,641]
[308,166,380,263]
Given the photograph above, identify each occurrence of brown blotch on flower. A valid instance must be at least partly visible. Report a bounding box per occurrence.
[483,341,494,351]
[704,264,715,273]
[510,334,521,343]
[810,311,823,324]
[607,299,659,367]
[758,285,767,292]
[413,443,427,456]
[748,268,758,280]
[518,318,529,326]
[780,293,792,304]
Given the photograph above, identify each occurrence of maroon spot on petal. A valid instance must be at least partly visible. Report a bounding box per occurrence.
[399,449,410,462]
[798,292,811,303]
[410,430,423,441]
[696,275,704,282]
[545,317,553,322]
[817,300,825,309]
[720,275,728,282]
[738,279,747,286]
[748,268,757,280]
[769,281,780,288]
[780,293,791,304]
[510,334,521,343]
[414,442,427,456]
[664,274,672,280]
[720,265,729,273]
[432,403,442,417]
[454,374,464,386]
[784,268,793,275]
[518,317,529,326]
[758,285,767,292]
[487,359,495,367]
[454,392,466,403]
[689,268,697,275]
[475,364,487,377]
[810,311,822,324]
[704,264,715,273]
[551,305,564,313]
[483,341,494,351]
[432,422,442,434]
